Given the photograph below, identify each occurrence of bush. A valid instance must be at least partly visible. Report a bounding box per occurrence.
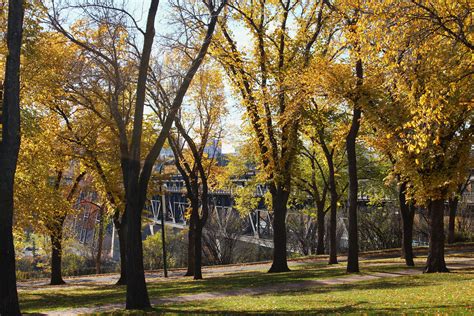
[62,251,88,276]
[143,232,164,270]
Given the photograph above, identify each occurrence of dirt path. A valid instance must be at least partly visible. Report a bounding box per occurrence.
[18,256,330,289]
[39,258,474,316]
[19,243,474,290]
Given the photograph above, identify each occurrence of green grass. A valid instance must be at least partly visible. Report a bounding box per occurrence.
[19,261,348,312]
[18,254,474,314]
[156,270,474,315]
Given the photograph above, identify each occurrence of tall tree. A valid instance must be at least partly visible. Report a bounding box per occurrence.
[0,0,24,313]
[151,66,226,279]
[17,30,92,284]
[15,112,89,284]
[48,0,226,308]
[292,131,347,257]
[361,0,474,272]
[48,170,86,284]
[214,0,333,272]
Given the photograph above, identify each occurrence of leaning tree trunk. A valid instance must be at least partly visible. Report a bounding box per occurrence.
[345,59,362,273]
[316,208,326,255]
[0,0,24,314]
[425,199,449,273]
[447,196,458,244]
[399,182,415,266]
[268,188,290,273]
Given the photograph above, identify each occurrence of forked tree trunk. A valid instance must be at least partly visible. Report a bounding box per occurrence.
[345,59,362,273]
[316,208,326,255]
[399,182,415,266]
[447,197,458,244]
[49,171,84,286]
[268,189,290,273]
[425,199,449,273]
[121,0,221,307]
[50,222,66,285]
[0,0,24,314]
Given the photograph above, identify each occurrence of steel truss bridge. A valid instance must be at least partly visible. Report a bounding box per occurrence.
[148,180,275,248]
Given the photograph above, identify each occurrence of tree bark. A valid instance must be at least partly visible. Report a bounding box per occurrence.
[447,196,458,244]
[424,199,449,273]
[321,136,338,264]
[0,1,24,313]
[115,219,127,285]
[123,0,159,309]
[50,226,65,285]
[194,220,203,280]
[268,189,290,273]
[185,209,196,277]
[96,206,105,274]
[316,208,325,255]
[328,195,338,264]
[125,182,151,309]
[345,59,362,273]
[399,182,415,266]
[48,171,84,286]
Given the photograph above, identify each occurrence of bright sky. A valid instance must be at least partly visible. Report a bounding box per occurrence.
[126,0,245,153]
[54,0,245,153]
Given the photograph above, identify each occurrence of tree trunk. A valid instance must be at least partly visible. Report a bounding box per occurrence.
[50,227,65,285]
[425,199,449,273]
[447,196,458,244]
[115,219,127,285]
[0,0,24,314]
[268,189,290,273]
[125,186,150,309]
[323,145,338,265]
[185,213,196,277]
[346,131,360,273]
[194,220,203,280]
[328,194,338,265]
[96,206,104,274]
[345,59,362,273]
[399,182,415,266]
[316,208,325,255]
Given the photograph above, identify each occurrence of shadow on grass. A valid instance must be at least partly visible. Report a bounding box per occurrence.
[20,263,464,314]
[146,265,348,299]
[153,303,472,316]
[19,285,126,312]
[19,264,345,312]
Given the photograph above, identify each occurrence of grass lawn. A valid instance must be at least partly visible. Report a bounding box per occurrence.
[156,270,474,315]
[18,255,474,314]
